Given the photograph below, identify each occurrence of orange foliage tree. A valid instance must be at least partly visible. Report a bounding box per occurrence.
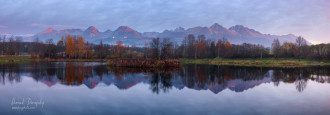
[224,41,233,58]
[65,35,76,58]
[77,36,86,58]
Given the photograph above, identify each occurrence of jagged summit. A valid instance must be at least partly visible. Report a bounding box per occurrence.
[174,27,185,32]
[210,23,222,28]
[115,26,134,31]
[210,23,237,36]
[83,26,100,37]
[229,25,262,37]
[84,26,99,33]
[113,26,141,38]
[41,28,56,33]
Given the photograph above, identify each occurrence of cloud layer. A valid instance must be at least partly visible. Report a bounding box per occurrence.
[29,23,86,29]
[0,25,7,28]
[0,0,329,43]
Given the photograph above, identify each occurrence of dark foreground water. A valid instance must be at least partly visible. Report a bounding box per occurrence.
[0,62,329,115]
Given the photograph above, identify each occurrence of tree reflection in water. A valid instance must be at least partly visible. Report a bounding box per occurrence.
[0,62,329,93]
[150,72,173,94]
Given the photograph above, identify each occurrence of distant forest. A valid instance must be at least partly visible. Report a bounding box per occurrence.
[0,34,329,60]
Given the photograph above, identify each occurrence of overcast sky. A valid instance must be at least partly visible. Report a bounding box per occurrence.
[0,0,329,43]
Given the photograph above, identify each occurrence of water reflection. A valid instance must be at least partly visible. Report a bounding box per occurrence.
[0,62,329,94]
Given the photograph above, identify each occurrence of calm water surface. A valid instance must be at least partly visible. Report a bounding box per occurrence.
[0,62,329,115]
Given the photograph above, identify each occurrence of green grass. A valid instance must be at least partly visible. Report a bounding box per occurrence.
[0,56,106,63]
[179,58,330,67]
[1,56,329,67]
[0,56,32,63]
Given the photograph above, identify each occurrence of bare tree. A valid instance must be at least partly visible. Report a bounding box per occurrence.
[143,43,149,59]
[0,35,2,56]
[185,34,195,58]
[31,37,41,57]
[2,35,6,55]
[8,36,15,55]
[150,38,160,60]
[15,37,23,55]
[215,39,224,58]
[296,36,308,60]
[98,41,104,58]
[115,41,125,58]
[46,39,54,58]
[257,44,264,59]
[272,38,281,58]
[160,38,173,60]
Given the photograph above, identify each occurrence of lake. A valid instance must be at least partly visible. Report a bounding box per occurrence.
[0,62,329,115]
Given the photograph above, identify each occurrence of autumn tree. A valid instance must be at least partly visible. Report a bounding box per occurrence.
[272,38,281,58]
[280,42,296,58]
[77,36,86,58]
[65,35,75,58]
[224,41,233,58]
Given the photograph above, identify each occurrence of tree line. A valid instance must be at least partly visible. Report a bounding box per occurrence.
[145,35,329,60]
[0,34,329,60]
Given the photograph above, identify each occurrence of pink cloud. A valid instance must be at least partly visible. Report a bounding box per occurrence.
[0,25,8,28]
[1,33,34,37]
[29,23,86,29]
[2,33,12,36]
[16,34,34,37]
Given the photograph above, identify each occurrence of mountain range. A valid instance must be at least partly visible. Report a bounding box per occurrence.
[31,23,309,47]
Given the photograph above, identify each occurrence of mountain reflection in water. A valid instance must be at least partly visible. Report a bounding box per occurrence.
[0,62,329,94]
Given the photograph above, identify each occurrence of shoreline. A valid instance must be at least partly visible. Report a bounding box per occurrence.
[179,58,330,67]
[1,56,330,67]
[0,56,107,63]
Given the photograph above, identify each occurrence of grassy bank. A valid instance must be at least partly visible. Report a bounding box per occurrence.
[0,56,107,63]
[179,58,330,67]
[2,56,329,67]
[0,56,32,63]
